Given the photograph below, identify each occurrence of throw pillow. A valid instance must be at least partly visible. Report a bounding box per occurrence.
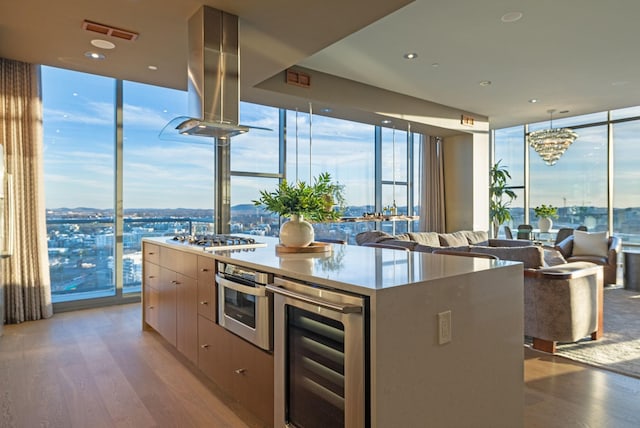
[543,248,567,267]
[355,230,394,245]
[408,232,441,246]
[439,231,469,247]
[572,230,609,258]
[461,230,489,245]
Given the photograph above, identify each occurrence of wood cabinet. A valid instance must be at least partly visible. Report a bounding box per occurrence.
[198,315,232,390]
[197,315,274,427]
[144,244,198,362]
[143,259,160,330]
[197,256,216,321]
[142,243,160,331]
[144,241,273,427]
[231,329,274,426]
[176,272,198,364]
[158,266,178,346]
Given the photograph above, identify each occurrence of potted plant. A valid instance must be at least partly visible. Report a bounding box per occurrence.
[534,204,558,232]
[253,172,345,247]
[489,160,517,237]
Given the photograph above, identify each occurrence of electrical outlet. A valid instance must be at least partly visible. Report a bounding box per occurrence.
[438,310,452,345]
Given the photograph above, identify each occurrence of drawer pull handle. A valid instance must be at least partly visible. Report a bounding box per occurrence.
[148,252,155,255]
[148,305,154,309]
[171,280,179,284]
[148,275,155,279]
[200,301,209,305]
[201,268,210,272]
[201,344,210,349]
[234,368,246,375]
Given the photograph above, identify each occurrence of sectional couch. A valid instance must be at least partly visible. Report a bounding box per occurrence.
[356,230,604,353]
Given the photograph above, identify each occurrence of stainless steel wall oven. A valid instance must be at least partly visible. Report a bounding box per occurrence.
[267,277,369,428]
[217,262,273,351]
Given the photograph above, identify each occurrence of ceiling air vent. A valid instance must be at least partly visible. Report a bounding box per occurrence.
[82,20,139,41]
[286,69,311,88]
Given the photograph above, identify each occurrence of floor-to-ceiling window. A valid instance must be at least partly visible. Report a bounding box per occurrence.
[230,103,281,236]
[493,126,525,236]
[123,81,207,293]
[42,66,424,308]
[43,67,116,303]
[284,111,376,243]
[612,110,640,245]
[493,108,640,244]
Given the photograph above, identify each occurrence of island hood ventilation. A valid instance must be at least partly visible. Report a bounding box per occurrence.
[160,6,250,142]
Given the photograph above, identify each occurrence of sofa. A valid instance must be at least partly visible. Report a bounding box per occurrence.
[356,230,604,353]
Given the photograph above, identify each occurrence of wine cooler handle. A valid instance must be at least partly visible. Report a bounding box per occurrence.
[266,284,362,314]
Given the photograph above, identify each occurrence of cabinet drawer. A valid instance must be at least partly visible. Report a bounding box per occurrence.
[144,285,159,331]
[143,261,160,289]
[231,334,274,427]
[198,315,233,392]
[197,256,216,321]
[144,243,160,265]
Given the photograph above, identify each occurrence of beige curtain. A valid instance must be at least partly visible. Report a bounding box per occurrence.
[419,136,446,232]
[0,58,52,323]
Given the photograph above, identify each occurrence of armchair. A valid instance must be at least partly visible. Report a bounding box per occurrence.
[555,234,622,285]
[524,262,604,353]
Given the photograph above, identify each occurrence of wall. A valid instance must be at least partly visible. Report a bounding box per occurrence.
[442,132,490,232]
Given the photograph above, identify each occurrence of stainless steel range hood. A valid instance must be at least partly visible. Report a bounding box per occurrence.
[161,6,249,141]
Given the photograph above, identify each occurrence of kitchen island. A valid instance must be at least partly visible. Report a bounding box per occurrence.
[142,235,524,427]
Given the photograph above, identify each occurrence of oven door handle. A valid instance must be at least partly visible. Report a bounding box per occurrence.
[216,274,266,297]
[266,284,362,314]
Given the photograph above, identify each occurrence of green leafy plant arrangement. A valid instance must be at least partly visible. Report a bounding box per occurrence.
[253,172,346,222]
[490,160,517,232]
[534,204,558,219]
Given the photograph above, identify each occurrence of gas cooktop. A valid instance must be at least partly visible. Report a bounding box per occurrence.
[169,234,267,251]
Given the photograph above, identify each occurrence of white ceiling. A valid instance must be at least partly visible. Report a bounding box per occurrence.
[1,0,639,129]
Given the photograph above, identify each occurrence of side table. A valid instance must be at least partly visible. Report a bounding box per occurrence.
[623,251,640,291]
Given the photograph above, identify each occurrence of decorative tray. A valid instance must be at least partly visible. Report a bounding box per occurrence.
[275,242,332,253]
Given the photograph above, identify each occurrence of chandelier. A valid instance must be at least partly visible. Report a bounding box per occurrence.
[527,109,578,166]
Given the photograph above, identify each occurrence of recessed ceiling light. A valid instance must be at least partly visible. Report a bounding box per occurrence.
[431,63,440,68]
[381,120,392,125]
[148,65,158,71]
[84,51,105,60]
[321,108,332,113]
[403,53,418,60]
[501,12,523,23]
[90,39,115,49]
[479,80,492,87]
[529,99,538,103]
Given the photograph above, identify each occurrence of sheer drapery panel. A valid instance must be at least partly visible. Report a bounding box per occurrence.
[419,136,445,232]
[0,59,52,323]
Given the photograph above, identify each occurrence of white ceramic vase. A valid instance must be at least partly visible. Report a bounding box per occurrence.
[538,217,552,233]
[279,214,314,247]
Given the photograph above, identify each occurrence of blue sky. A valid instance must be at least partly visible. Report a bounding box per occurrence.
[42,65,640,211]
[41,66,402,210]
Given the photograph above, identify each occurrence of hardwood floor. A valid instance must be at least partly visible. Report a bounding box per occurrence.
[1,303,639,427]
[0,303,263,428]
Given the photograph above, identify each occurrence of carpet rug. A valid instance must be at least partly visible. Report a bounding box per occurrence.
[533,287,640,379]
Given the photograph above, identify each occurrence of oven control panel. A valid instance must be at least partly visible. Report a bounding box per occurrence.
[218,262,271,285]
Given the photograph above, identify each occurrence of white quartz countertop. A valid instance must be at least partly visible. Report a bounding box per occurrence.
[143,236,520,295]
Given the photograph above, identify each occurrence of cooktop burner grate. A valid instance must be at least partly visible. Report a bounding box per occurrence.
[170,234,267,251]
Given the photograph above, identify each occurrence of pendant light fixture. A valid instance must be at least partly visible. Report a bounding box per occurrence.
[527,109,578,166]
